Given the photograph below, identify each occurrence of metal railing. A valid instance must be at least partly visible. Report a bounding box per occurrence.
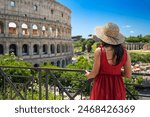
[0,66,150,100]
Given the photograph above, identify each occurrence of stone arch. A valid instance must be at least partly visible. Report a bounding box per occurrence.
[8,22,17,34]
[55,28,58,37]
[42,44,48,54]
[62,44,65,53]
[49,26,53,37]
[57,60,60,67]
[22,44,29,55]
[42,26,47,36]
[143,43,150,50]
[0,44,4,54]
[57,27,60,37]
[21,23,28,35]
[33,5,38,11]
[52,26,56,37]
[70,57,72,63]
[34,64,39,67]
[66,44,68,52]
[65,58,68,65]
[9,44,17,55]
[51,62,54,65]
[68,45,71,52]
[61,27,65,37]
[57,44,60,53]
[33,44,39,55]
[50,44,55,54]
[32,24,38,36]
[0,21,4,34]
[62,59,65,68]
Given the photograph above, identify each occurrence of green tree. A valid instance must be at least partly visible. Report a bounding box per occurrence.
[82,42,86,52]
[0,54,32,83]
[60,56,93,95]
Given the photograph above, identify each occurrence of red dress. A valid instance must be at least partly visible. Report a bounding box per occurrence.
[90,46,127,100]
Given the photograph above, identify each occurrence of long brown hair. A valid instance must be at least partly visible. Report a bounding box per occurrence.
[101,41,124,65]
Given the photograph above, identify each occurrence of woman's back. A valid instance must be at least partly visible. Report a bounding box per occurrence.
[99,46,127,75]
[90,46,128,100]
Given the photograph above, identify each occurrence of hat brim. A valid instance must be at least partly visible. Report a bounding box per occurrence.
[95,26,125,45]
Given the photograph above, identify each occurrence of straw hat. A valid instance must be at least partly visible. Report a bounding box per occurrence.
[95,22,125,45]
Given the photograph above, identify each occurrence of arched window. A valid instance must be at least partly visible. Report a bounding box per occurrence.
[62,60,65,68]
[57,44,60,53]
[9,44,17,55]
[0,44,4,54]
[49,27,52,33]
[32,24,38,36]
[66,45,68,52]
[9,22,17,34]
[49,27,52,37]
[33,5,38,11]
[42,26,46,36]
[51,62,54,65]
[33,44,39,55]
[43,44,48,54]
[50,44,55,54]
[10,1,15,7]
[57,61,60,67]
[62,44,65,53]
[22,23,28,35]
[0,21,4,34]
[55,28,58,37]
[34,64,39,67]
[66,59,68,65]
[22,44,28,56]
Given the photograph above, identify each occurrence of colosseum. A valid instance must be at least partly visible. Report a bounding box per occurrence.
[0,0,73,67]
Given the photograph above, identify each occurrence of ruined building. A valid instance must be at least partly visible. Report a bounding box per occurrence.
[0,0,73,67]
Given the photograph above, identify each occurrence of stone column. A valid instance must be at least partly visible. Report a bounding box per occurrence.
[18,22,22,38]
[4,20,9,37]
[4,42,9,54]
[29,23,33,38]
[47,42,50,56]
[54,43,57,56]
[17,42,21,57]
[29,43,33,57]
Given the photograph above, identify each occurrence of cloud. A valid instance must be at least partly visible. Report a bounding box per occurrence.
[130,30,135,33]
[123,25,131,28]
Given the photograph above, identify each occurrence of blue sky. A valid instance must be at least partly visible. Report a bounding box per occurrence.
[57,0,150,38]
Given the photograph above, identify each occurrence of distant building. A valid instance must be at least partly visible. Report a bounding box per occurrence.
[72,35,82,41]
[0,0,73,67]
[126,42,144,50]
[143,43,150,50]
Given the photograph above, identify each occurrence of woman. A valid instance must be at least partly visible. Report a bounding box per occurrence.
[85,22,132,100]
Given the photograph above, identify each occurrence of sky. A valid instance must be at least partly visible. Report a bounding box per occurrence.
[57,0,150,38]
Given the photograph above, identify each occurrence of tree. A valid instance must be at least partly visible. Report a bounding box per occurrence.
[82,43,86,52]
[60,56,93,94]
[87,43,92,52]
[0,54,32,83]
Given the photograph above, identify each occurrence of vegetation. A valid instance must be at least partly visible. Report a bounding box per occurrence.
[126,35,150,43]
[73,38,95,53]
[129,52,150,63]
[124,76,143,99]
[0,54,32,83]
[0,54,62,100]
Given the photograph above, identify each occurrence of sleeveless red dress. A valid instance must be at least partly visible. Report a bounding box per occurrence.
[90,46,127,100]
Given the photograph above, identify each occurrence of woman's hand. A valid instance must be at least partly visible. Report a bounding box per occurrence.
[85,70,90,79]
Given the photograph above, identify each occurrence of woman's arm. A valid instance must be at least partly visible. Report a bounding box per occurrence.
[85,48,101,79]
[122,52,132,78]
